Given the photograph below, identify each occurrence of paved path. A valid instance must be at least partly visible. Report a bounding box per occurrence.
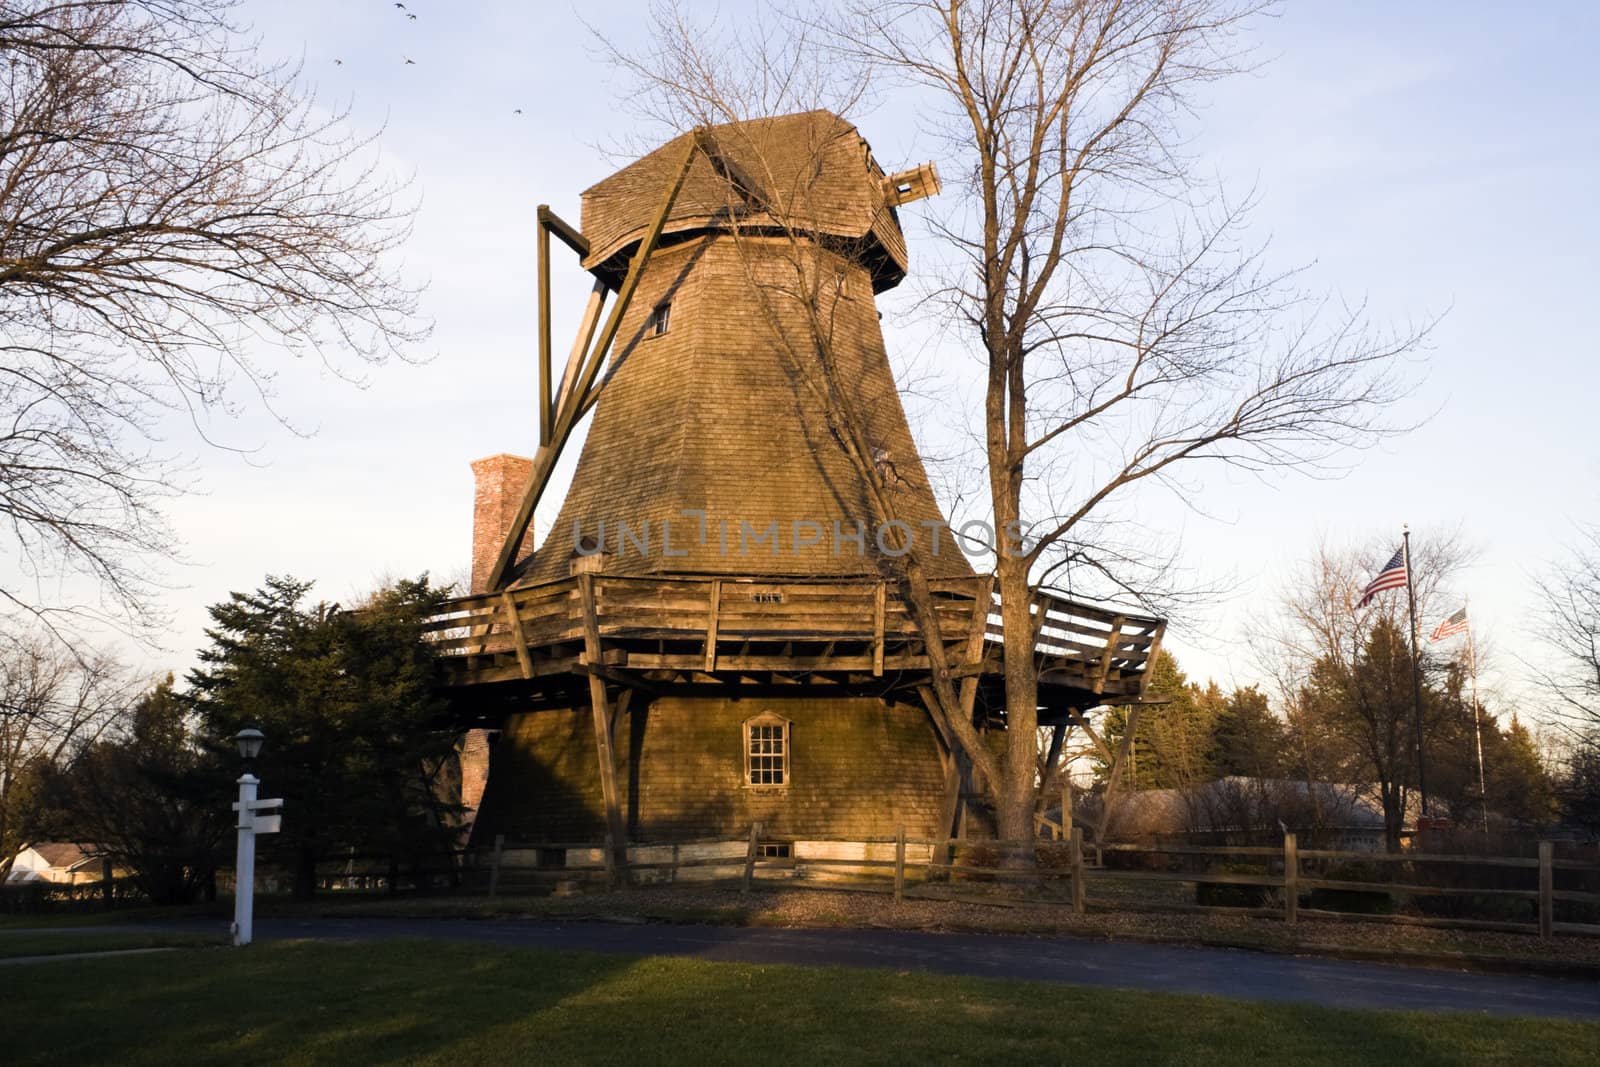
[38,916,1585,1020]
[0,946,178,966]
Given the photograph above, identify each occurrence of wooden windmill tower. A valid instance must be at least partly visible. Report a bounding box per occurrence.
[425,112,1164,878]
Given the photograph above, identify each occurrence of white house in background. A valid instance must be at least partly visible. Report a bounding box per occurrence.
[5,842,107,885]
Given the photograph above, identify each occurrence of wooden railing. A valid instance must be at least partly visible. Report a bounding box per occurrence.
[421,574,1164,697]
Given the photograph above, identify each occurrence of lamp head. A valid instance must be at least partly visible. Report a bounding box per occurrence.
[234,727,265,761]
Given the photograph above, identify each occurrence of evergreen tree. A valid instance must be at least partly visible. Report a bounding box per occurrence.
[1486,715,1556,826]
[1099,651,1223,789]
[188,575,458,897]
[1208,686,1288,779]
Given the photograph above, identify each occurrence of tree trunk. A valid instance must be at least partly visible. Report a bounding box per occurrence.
[995,554,1040,861]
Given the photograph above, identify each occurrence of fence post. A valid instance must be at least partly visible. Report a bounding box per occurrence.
[1283,832,1298,926]
[742,821,762,893]
[1538,840,1554,940]
[1068,827,1086,915]
[1061,779,1073,842]
[488,834,505,898]
[894,825,906,904]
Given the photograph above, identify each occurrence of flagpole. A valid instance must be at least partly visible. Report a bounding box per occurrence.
[1466,600,1488,835]
[1403,526,1429,818]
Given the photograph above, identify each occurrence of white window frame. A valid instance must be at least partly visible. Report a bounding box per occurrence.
[743,712,790,789]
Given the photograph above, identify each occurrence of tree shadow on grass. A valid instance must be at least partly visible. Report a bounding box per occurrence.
[1,940,638,1067]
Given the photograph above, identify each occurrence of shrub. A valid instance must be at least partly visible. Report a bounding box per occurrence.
[1195,861,1271,908]
[1306,861,1394,915]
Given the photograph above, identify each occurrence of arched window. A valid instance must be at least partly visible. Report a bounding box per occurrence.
[743,712,790,787]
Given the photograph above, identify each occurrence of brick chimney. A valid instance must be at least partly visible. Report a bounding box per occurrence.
[470,453,535,594]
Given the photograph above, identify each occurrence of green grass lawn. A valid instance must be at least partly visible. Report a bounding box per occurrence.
[1,940,1593,1065]
[0,929,224,958]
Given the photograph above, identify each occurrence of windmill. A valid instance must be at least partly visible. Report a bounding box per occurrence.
[427,112,1165,882]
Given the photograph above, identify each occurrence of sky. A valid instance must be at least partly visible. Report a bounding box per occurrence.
[89,1,1598,724]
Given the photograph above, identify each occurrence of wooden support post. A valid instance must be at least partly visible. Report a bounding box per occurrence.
[1095,703,1143,845]
[1093,616,1126,694]
[1283,832,1298,926]
[555,280,605,418]
[894,826,906,904]
[488,833,505,897]
[1061,775,1074,842]
[487,136,702,592]
[1539,840,1554,940]
[579,573,628,885]
[872,581,886,677]
[704,578,721,672]
[537,208,552,446]
[1068,827,1086,915]
[101,856,113,909]
[500,590,533,679]
[743,821,762,893]
[934,755,962,879]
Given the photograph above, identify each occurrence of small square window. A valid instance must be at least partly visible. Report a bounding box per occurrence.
[649,302,671,336]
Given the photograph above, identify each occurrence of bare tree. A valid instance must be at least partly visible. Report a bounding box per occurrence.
[603,0,1430,851]
[1530,522,1600,736]
[1256,533,1471,848]
[0,632,137,878]
[0,0,427,639]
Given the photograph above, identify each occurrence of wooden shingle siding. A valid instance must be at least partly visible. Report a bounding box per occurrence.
[470,696,946,845]
[512,236,972,585]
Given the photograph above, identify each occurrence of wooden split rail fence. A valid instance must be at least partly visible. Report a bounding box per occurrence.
[479,830,1600,940]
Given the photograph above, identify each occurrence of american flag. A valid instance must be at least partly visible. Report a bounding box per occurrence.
[1430,606,1469,642]
[1357,546,1408,607]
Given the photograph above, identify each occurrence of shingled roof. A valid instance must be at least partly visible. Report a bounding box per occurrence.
[581,110,910,292]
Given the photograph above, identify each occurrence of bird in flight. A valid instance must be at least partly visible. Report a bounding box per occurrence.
[334,58,343,65]
[394,2,406,8]
[407,12,417,18]
[513,109,523,115]
[403,57,416,65]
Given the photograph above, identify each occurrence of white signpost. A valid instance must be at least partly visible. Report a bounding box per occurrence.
[231,772,283,947]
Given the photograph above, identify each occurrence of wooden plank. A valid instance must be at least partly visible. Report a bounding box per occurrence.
[1297,849,1540,868]
[1085,869,1285,888]
[538,203,589,257]
[488,834,505,897]
[1296,878,1538,899]
[704,578,721,672]
[894,826,906,904]
[579,573,627,884]
[1284,832,1298,925]
[1539,839,1554,939]
[554,280,605,422]
[1069,827,1086,914]
[537,207,552,446]
[1099,843,1283,857]
[872,581,885,676]
[742,821,761,893]
[500,591,534,680]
